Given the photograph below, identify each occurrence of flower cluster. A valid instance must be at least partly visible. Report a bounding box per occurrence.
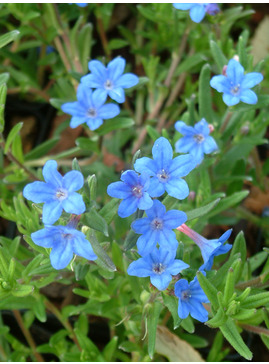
[23,160,97,269]
[61,56,139,131]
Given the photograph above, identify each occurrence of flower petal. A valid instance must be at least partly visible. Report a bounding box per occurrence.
[62,192,86,215]
[168,154,196,177]
[86,117,104,131]
[61,101,86,117]
[203,136,218,154]
[118,196,138,218]
[80,73,103,88]
[163,210,187,229]
[70,116,88,128]
[150,272,172,291]
[42,160,63,187]
[108,87,125,103]
[167,260,189,275]
[177,300,190,319]
[194,119,210,136]
[165,177,189,200]
[92,88,108,108]
[107,57,126,81]
[175,120,196,136]
[107,181,131,199]
[88,60,107,81]
[50,239,74,270]
[148,176,166,197]
[145,200,166,219]
[226,59,244,85]
[98,103,120,119]
[137,234,157,256]
[31,227,57,248]
[115,73,139,88]
[152,137,173,168]
[137,193,153,211]
[131,217,151,234]
[42,200,63,224]
[23,181,55,203]
[62,171,84,192]
[175,137,196,154]
[173,3,193,10]
[223,93,240,106]
[134,157,158,176]
[189,4,206,22]
[127,258,152,277]
[73,233,97,260]
[240,89,258,104]
[210,75,230,93]
[241,72,263,89]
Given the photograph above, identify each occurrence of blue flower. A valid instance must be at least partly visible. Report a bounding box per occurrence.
[107,170,153,218]
[132,200,187,256]
[173,3,219,23]
[174,276,209,322]
[210,59,263,106]
[127,246,189,291]
[23,160,86,225]
[69,3,88,7]
[175,119,218,165]
[81,57,139,103]
[134,137,196,200]
[31,224,97,270]
[177,224,232,270]
[61,84,120,131]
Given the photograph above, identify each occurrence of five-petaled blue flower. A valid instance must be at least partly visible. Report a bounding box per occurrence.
[132,200,187,256]
[61,84,120,131]
[23,160,86,225]
[173,3,219,23]
[175,119,218,165]
[81,57,139,103]
[210,59,263,106]
[174,276,209,322]
[134,137,196,200]
[178,224,232,270]
[127,246,189,291]
[31,224,97,270]
[107,170,153,218]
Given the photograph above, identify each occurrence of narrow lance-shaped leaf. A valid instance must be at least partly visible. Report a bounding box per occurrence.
[199,63,213,122]
[148,301,163,359]
[87,230,116,272]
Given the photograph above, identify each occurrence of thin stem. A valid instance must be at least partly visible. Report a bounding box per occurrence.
[239,323,269,337]
[96,5,111,59]
[12,310,44,362]
[0,138,40,181]
[44,299,82,351]
[219,111,232,133]
[7,87,50,102]
[235,274,269,290]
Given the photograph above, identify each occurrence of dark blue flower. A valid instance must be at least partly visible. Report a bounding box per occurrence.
[134,137,196,200]
[175,119,218,165]
[131,200,187,256]
[107,170,153,218]
[81,57,139,103]
[31,224,97,270]
[174,276,209,322]
[177,224,232,270]
[61,84,120,131]
[127,246,189,291]
[210,59,263,106]
[23,160,86,225]
[173,3,219,23]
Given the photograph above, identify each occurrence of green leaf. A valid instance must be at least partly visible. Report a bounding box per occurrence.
[78,23,93,73]
[108,38,129,50]
[12,284,34,297]
[241,292,269,309]
[223,268,235,305]
[103,336,118,361]
[99,198,119,224]
[0,73,10,85]
[87,174,97,201]
[88,230,116,272]
[220,318,252,360]
[0,30,20,49]
[146,125,160,141]
[180,315,195,333]
[95,117,135,136]
[199,63,213,122]
[83,209,108,236]
[33,297,47,322]
[74,328,103,361]
[25,138,60,161]
[186,198,220,221]
[0,83,7,133]
[162,293,181,329]
[75,137,99,153]
[207,191,249,218]
[123,230,138,251]
[210,40,227,72]
[4,122,23,154]
[196,271,218,310]
[11,133,24,164]
[148,301,163,359]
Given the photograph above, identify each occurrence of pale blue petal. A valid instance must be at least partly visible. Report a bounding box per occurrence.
[137,193,153,211]
[23,181,55,203]
[134,157,158,176]
[240,89,258,104]
[177,300,189,319]
[81,74,103,88]
[203,136,218,154]
[107,181,131,199]
[137,234,157,256]
[42,160,63,187]
[50,239,74,270]
[168,154,195,177]
[73,233,97,260]
[77,85,93,109]
[174,279,189,296]
[86,117,103,130]
[188,299,208,322]
[210,75,230,93]
[158,230,178,251]
[223,93,240,106]
[219,229,232,243]
[115,73,139,88]
[150,273,171,291]
[42,200,63,224]
[107,57,126,81]
[148,176,166,197]
[62,192,86,215]
[145,200,166,219]
[98,103,120,119]
[118,196,138,217]
[173,3,193,10]
[108,88,125,103]
[131,217,151,234]
[92,88,108,108]
[165,177,189,200]
[241,72,263,89]
[88,60,107,81]
[175,137,196,154]
[167,260,189,275]
[121,170,139,186]
[163,210,187,229]
[61,101,86,117]
[226,59,244,85]
[152,137,173,168]
[194,119,210,135]
[31,227,57,248]
[63,171,84,192]
[127,258,152,277]
[70,116,88,128]
[192,145,204,165]
[189,4,206,23]
[175,121,196,136]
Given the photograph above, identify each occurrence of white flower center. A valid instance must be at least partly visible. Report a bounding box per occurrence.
[181,289,191,301]
[56,188,68,201]
[132,185,143,198]
[152,263,165,274]
[231,84,240,95]
[104,79,113,90]
[87,108,97,118]
[151,218,163,230]
[194,134,205,143]
[157,169,169,183]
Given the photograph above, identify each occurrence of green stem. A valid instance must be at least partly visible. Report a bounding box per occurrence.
[13,310,44,362]
[239,323,269,337]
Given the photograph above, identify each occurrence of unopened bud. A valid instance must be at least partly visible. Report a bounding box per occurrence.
[233,55,239,62]
[240,122,250,135]
[208,124,214,133]
[188,191,196,201]
[222,65,228,76]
